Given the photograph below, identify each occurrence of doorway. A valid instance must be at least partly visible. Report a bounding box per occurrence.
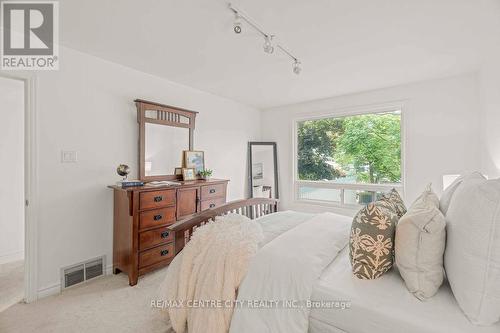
[0,76,25,311]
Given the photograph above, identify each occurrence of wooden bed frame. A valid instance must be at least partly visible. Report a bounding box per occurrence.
[168,198,279,254]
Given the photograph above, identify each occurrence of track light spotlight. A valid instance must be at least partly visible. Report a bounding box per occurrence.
[263,35,274,54]
[293,60,302,75]
[228,3,302,74]
[233,14,242,34]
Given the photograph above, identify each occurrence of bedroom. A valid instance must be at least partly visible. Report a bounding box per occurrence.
[0,0,499,332]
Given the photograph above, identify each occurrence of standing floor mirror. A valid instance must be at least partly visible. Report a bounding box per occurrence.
[248,142,279,199]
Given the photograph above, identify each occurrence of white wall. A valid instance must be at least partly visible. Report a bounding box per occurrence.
[27,46,261,294]
[0,77,25,264]
[478,0,500,180]
[261,73,481,214]
[479,46,500,179]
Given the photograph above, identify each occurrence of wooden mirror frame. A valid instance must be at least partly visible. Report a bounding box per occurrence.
[136,99,198,181]
[248,142,279,199]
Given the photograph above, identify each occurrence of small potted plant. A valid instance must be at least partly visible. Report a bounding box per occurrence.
[199,169,213,180]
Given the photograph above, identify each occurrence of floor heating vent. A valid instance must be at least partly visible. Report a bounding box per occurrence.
[62,256,106,289]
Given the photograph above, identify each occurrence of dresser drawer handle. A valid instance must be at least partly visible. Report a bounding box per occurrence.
[160,249,169,256]
[153,214,163,221]
[161,231,170,239]
[209,189,216,194]
[154,195,163,202]
[209,203,216,208]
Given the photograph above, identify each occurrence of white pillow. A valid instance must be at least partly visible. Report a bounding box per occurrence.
[444,174,500,325]
[439,172,485,215]
[396,184,446,300]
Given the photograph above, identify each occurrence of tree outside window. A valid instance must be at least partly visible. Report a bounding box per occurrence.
[296,111,402,205]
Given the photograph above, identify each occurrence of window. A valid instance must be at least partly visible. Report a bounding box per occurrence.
[295,108,403,207]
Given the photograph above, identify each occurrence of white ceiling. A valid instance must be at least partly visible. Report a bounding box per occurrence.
[60,0,500,109]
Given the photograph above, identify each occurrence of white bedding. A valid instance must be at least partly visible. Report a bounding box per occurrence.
[257,210,314,246]
[230,212,352,333]
[256,211,500,333]
[163,210,500,333]
[310,248,500,333]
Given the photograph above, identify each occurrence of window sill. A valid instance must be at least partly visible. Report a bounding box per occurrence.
[290,199,361,217]
[294,180,403,208]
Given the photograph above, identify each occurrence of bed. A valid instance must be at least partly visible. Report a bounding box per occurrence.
[165,198,500,333]
[168,197,281,255]
[309,247,500,333]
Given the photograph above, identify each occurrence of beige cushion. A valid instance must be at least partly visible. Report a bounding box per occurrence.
[440,172,485,216]
[444,174,500,325]
[395,184,446,300]
[350,190,405,279]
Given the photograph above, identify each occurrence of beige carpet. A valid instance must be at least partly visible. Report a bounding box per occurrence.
[0,260,24,313]
[0,267,173,333]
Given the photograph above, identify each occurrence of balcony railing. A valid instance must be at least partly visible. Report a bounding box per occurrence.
[295,180,403,207]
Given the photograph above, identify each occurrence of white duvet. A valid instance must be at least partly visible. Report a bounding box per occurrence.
[160,211,351,333]
[230,212,351,333]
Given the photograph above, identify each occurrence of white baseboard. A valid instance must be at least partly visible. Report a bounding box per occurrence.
[37,283,60,299]
[37,264,114,300]
[0,251,24,265]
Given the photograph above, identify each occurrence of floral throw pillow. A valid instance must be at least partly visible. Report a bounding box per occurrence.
[349,196,401,279]
[381,189,407,218]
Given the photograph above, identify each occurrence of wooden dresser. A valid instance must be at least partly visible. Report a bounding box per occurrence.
[109,179,228,285]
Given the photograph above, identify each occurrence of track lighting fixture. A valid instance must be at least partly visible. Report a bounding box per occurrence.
[233,13,242,34]
[293,60,302,75]
[263,35,274,54]
[228,3,302,75]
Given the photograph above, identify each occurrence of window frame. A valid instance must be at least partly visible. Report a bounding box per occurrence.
[292,101,406,209]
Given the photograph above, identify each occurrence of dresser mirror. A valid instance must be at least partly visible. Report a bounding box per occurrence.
[136,99,198,181]
[248,142,279,199]
[144,123,188,177]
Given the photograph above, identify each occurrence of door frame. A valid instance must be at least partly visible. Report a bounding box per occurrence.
[0,72,39,303]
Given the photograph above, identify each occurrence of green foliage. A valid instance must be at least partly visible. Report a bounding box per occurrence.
[335,114,401,183]
[297,118,344,180]
[199,169,213,177]
[297,113,401,184]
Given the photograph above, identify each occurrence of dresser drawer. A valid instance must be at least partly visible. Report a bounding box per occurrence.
[139,243,174,268]
[140,190,176,210]
[201,197,226,211]
[200,184,226,200]
[139,207,176,230]
[139,227,174,251]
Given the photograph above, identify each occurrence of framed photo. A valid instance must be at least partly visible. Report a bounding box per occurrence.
[174,167,183,175]
[183,150,205,176]
[182,168,196,181]
[252,163,263,180]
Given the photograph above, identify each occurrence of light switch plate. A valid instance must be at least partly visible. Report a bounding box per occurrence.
[61,151,78,163]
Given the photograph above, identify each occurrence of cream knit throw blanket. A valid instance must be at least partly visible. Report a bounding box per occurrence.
[159,214,263,333]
